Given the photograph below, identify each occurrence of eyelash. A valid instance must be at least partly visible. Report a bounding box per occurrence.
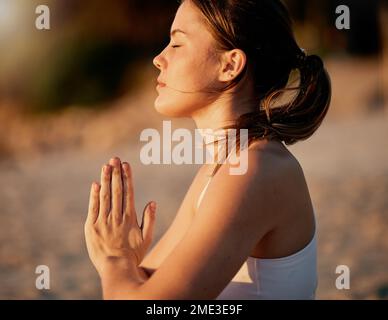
[171,45,181,48]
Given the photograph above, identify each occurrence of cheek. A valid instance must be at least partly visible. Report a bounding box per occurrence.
[169,49,219,91]
[154,50,220,117]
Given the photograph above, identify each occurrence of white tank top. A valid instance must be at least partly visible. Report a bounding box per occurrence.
[196,176,318,300]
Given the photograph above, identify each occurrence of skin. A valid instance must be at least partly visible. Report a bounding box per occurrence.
[85,0,316,299]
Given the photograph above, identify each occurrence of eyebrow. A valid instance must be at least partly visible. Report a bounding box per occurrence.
[170,29,188,37]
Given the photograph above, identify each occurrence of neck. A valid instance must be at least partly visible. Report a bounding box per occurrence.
[191,93,256,132]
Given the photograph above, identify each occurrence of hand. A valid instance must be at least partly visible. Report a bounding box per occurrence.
[84,157,157,277]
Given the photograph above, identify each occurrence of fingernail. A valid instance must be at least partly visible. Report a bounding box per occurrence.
[110,157,120,165]
[150,201,156,211]
[94,183,100,191]
[104,165,111,173]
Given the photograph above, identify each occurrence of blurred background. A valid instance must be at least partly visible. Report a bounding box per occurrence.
[0,0,387,299]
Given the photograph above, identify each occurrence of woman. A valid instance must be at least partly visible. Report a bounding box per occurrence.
[84,0,331,299]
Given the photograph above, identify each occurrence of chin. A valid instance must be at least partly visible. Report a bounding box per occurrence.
[154,96,193,118]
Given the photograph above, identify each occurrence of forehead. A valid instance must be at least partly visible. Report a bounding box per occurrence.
[171,1,208,34]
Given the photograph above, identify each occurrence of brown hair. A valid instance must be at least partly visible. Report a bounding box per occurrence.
[182,0,332,176]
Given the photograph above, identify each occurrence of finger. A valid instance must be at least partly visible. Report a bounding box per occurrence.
[87,182,100,224]
[109,157,123,222]
[99,164,111,220]
[122,163,130,222]
[141,201,156,249]
[122,162,136,223]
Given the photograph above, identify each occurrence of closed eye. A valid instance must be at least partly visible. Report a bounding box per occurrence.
[171,45,181,48]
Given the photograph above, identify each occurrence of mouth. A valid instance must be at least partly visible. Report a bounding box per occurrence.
[156,79,166,88]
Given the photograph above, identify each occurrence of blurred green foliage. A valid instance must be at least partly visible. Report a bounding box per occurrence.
[28,39,137,113]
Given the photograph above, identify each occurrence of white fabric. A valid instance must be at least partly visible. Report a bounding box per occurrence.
[216,230,317,300]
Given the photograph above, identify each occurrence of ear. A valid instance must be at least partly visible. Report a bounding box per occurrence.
[218,49,247,83]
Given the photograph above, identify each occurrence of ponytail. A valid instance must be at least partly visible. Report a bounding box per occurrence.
[221,53,331,145]
[261,54,332,145]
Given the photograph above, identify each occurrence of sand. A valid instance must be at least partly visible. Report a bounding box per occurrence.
[0,57,387,299]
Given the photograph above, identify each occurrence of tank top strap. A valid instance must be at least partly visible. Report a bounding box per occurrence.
[196,176,212,210]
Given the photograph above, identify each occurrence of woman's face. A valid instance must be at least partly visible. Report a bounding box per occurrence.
[153,0,224,117]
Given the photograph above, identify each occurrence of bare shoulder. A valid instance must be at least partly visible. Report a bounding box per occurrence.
[197,139,298,229]
[205,138,313,234]
[247,138,314,212]
[245,139,316,258]
[247,139,302,173]
[219,138,305,197]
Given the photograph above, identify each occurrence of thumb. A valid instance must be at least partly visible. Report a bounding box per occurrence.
[141,201,157,248]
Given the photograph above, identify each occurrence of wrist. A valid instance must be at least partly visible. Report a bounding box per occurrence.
[99,256,137,278]
[100,258,144,299]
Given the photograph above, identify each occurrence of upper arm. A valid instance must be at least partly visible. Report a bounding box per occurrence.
[136,154,275,299]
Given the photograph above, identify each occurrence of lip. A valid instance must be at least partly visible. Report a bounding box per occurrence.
[156,79,166,87]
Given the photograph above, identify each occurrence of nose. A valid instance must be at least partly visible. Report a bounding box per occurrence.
[153,53,163,70]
